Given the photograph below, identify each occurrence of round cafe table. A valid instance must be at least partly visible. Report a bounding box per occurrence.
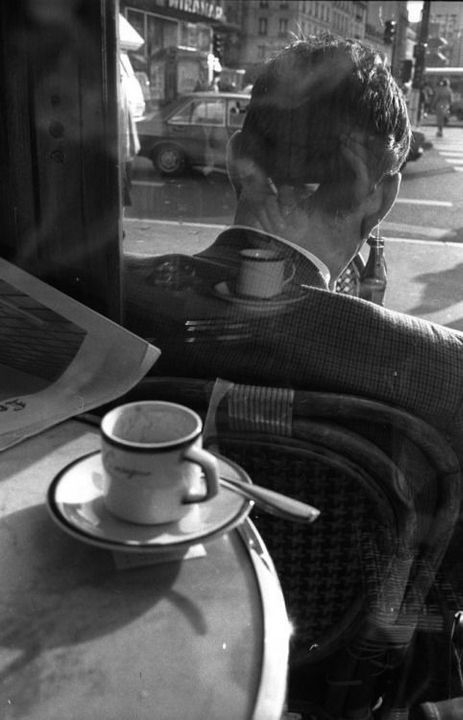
[0,419,289,720]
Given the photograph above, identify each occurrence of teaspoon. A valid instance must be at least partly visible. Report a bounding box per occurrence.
[219,475,320,524]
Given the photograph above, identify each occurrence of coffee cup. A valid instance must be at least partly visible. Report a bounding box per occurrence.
[100,401,219,525]
[236,248,296,299]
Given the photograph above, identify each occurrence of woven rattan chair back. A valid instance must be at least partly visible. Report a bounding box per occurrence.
[206,427,412,657]
[109,377,461,719]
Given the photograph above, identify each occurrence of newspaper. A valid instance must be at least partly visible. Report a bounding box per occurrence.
[0,258,160,450]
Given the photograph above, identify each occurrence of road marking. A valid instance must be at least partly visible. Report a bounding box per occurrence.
[132,180,457,206]
[132,180,165,187]
[125,217,462,246]
[384,236,463,247]
[395,198,453,207]
[383,221,456,239]
[125,217,226,230]
[129,217,457,240]
[434,137,463,174]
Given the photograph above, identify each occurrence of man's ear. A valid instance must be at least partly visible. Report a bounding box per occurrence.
[226,137,287,235]
[361,172,401,239]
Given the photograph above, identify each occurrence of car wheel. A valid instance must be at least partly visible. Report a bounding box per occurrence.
[154,144,186,176]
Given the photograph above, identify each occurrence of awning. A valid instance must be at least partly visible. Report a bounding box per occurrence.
[119,14,144,52]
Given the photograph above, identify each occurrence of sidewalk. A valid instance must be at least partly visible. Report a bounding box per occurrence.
[123,217,463,330]
[124,217,220,257]
[419,113,463,139]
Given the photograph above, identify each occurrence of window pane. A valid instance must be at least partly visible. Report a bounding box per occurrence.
[169,101,194,124]
[191,100,225,125]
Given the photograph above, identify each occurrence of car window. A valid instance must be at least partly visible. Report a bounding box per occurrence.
[190,99,226,126]
[168,98,226,126]
[169,101,195,125]
[227,99,249,128]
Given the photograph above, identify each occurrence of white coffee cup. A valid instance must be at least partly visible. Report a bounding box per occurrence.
[236,248,296,299]
[100,401,219,525]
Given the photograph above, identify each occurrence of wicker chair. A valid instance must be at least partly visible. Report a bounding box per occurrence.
[97,377,462,719]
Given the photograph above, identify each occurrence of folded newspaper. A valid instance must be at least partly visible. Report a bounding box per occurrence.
[0,258,160,451]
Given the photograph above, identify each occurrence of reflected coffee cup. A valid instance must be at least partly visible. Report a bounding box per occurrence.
[236,248,296,299]
[100,401,219,525]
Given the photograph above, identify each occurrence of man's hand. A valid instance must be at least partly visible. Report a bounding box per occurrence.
[230,128,376,240]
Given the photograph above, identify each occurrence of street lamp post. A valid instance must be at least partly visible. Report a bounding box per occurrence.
[409,0,431,125]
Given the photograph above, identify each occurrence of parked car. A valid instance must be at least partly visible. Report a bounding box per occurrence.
[405,128,426,165]
[137,92,250,176]
[138,92,426,176]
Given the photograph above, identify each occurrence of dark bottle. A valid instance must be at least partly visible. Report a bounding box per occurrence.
[359,234,387,306]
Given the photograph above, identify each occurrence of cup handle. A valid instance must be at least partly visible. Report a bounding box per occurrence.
[182,446,219,503]
[282,261,296,287]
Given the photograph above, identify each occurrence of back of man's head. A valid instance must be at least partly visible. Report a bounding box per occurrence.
[240,35,411,211]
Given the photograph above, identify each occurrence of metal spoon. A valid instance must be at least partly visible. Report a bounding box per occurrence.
[219,475,320,524]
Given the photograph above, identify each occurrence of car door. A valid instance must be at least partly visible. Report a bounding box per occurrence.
[165,96,227,167]
[164,98,198,159]
[189,97,227,167]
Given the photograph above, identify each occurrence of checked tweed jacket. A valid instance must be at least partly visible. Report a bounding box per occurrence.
[125,226,463,461]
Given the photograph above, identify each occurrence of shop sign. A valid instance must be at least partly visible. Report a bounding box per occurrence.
[167,0,224,22]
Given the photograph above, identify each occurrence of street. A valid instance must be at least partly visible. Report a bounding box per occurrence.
[124,123,463,329]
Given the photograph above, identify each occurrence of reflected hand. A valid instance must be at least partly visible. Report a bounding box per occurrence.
[233,156,318,246]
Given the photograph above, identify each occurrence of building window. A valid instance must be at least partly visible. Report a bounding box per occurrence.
[257,45,266,59]
[258,17,268,35]
[279,18,288,36]
[280,1,289,7]
[259,1,268,7]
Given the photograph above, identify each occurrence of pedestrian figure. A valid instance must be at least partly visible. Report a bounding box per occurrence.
[421,82,434,117]
[433,79,453,137]
[119,70,140,207]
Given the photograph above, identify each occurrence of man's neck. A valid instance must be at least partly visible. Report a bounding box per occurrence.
[233,199,354,282]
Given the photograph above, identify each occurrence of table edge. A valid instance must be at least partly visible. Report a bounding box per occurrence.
[238,518,290,720]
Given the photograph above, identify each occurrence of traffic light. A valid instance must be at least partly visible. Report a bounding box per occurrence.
[401,59,413,84]
[384,20,397,45]
[213,32,225,62]
[412,43,426,89]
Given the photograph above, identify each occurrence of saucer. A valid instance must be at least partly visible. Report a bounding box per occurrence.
[47,451,252,554]
[213,281,308,310]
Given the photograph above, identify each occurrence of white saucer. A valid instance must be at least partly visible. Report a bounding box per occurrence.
[213,281,308,310]
[47,451,252,554]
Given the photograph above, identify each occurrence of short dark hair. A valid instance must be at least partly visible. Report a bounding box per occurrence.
[240,35,411,209]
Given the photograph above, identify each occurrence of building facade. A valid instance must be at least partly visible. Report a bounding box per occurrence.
[231,1,368,70]
[121,0,414,98]
[229,1,414,80]
[364,1,410,76]
[120,0,233,102]
[427,1,463,67]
